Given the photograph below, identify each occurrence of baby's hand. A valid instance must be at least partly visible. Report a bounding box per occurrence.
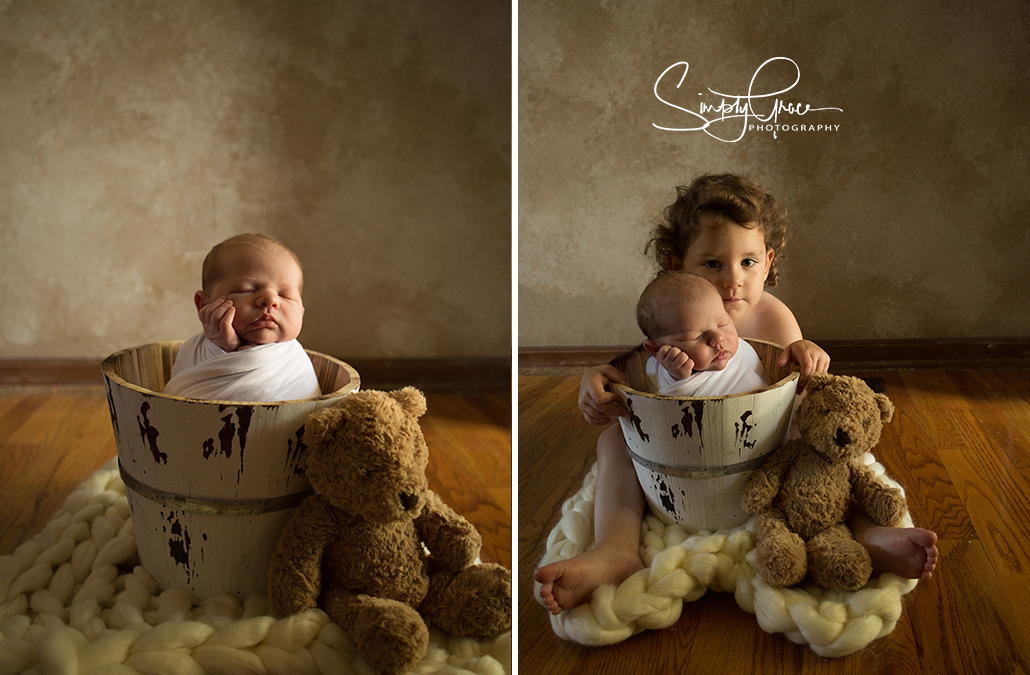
[778,339,831,393]
[655,344,694,380]
[578,365,630,426]
[199,296,242,352]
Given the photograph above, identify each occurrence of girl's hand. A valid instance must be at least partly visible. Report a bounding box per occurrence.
[199,296,242,352]
[654,344,694,380]
[778,339,830,393]
[578,365,631,425]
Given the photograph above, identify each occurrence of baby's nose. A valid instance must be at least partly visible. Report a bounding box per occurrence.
[256,292,279,307]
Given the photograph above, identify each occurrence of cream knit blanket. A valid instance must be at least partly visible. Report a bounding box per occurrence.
[0,459,511,675]
[535,454,918,657]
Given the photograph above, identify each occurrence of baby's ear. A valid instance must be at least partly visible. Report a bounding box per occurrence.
[194,291,208,311]
[642,340,662,358]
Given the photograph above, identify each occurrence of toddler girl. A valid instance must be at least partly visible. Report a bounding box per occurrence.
[535,174,938,614]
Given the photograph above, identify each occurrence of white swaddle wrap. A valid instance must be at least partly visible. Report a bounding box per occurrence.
[165,334,322,402]
[646,339,768,397]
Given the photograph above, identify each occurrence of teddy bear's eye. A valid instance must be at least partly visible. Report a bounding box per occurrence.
[358,468,374,477]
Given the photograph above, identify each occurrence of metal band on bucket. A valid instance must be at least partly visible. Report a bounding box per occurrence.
[625,445,773,479]
[119,462,314,516]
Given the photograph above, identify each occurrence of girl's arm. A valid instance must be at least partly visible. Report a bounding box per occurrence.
[744,292,830,392]
[578,364,631,425]
[778,340,831,392]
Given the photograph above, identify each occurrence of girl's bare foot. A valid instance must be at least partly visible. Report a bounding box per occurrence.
[534,545,646,614]
[861,525,939,580]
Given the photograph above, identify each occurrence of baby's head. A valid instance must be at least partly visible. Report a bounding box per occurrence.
[197,233,306,345]
[647,173,787,286]
[637,272,740,373]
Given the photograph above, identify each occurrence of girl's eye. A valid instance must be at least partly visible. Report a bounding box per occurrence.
[702,260,721,269]
[741,259,758,268]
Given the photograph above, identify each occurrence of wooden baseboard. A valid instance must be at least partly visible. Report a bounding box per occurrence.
[519,337,1030,372]
[0,356,511,394]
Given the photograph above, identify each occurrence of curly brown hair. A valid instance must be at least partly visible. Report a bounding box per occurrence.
[645,174,789,287]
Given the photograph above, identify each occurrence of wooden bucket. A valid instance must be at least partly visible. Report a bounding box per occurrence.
[612,339,798,531]
[102,341,360,599]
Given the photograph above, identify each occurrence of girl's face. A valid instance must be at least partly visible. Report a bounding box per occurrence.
[676,218,774,323]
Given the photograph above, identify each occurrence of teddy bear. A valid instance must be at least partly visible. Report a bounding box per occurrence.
[741,373,908,592]
[267,387,512,675]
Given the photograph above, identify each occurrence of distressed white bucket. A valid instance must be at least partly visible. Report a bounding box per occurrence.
[613,339,798,531]
[102,341,359,599]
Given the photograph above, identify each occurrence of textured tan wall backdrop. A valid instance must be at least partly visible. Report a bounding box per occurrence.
[0,1,510,360]
[519,1,1030,348]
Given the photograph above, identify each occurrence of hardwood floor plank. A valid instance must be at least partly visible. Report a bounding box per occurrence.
[873,375,974,538]
[0,395,49,446]
[420,393,512,568]
[918,539,1030,673]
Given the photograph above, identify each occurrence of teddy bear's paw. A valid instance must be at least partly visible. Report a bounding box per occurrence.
[807,526,873,591]
[756,533,807,588]
[422,563,513,637]
[865,486,907,528]
[340,599,430,675]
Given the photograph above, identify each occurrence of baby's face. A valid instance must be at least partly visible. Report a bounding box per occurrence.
[204,245,305,345]
[654,290,739,372]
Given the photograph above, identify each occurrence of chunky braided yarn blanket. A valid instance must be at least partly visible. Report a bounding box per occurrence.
[0,459,511,675]
[535,454,918,657]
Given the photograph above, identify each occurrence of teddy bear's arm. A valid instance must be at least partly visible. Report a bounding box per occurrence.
[415,490,483,572]
[268,495,338,617]
[849,462,907,528]
[741,439,802,514]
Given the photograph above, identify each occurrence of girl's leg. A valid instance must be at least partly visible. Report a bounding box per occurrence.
[534,425,647,614]
[849,506,939,580]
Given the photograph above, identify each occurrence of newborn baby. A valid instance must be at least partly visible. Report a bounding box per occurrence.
[164,233,322,402]
[638,271,768,397]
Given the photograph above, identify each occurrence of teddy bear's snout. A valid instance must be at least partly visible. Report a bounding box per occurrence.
[399,492,419,511]
[834,427,852,447]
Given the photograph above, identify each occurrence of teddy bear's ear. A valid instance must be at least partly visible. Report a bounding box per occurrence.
[803,372,834,393]
[390,386,427,418]
[874,392,895,425]
[303,406,345,446]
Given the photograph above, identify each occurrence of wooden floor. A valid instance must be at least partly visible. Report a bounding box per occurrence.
[0,385,511,570]
[518,369,1030,675]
